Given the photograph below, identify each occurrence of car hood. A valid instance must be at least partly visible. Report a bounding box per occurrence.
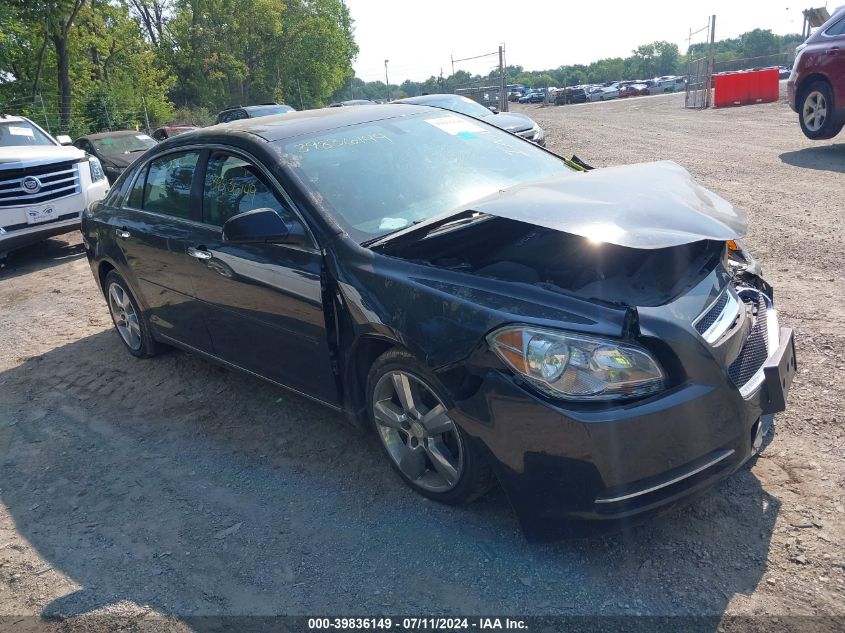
[0,145,85,166]
[484,112,534,133]
[465,161,746,249]
[101,149,147,169]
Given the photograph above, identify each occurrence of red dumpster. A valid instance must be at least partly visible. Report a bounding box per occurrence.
[714,68,779,107]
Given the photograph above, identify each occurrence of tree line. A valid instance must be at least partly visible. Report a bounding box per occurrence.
[338,29,804,102]
[0,0,357,136]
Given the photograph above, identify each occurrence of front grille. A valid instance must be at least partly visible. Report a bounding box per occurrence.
[728,293,769,387]
[694,291,729,334]
[0,160,82,208]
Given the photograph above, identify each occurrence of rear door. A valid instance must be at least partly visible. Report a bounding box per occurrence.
[108,149,214,353]
[185,149,339,404]
[823,16,845,107]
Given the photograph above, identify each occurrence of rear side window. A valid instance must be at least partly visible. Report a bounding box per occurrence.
[202,153,297,226]
[126,152,199,219]
[827,17,845,36]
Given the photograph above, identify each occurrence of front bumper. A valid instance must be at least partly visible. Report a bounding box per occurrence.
[0,172,108,256]
[787,78,797,112]
[450,326,795,541]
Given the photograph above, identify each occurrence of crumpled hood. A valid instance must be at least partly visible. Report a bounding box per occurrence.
[0,145,85,166]
[468,160,746,249]
[484,112,534,133]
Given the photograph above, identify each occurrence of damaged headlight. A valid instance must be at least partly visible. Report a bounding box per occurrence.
[487,326,665,401]
[726,239,761,275]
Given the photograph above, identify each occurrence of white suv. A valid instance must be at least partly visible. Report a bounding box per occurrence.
[1,115,109,259]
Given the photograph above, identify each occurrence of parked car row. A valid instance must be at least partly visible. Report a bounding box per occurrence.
[550,76,687,105]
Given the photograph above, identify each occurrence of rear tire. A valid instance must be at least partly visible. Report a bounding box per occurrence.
[799,80,844,140]
[366,349,495,505]
[104,270,162,358]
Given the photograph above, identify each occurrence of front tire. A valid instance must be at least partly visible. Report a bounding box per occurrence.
[367,349,494,505]
[799,80,844,140]
[104,271,161,358]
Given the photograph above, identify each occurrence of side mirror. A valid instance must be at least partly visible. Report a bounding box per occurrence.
[488,106,499,114]
[222,208,307,246]
[55,134,72,145]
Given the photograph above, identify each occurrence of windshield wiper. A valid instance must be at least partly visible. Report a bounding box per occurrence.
[363,209,488,249]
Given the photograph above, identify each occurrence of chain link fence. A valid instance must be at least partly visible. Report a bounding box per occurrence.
[0,89,166,138]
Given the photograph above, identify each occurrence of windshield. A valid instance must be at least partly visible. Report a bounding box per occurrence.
[91,134,156,156]
[411,96,492,119]
[277,112,570,242]
[249,105,294,117]
[0,121,55,147]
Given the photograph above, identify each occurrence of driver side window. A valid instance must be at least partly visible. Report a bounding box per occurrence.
[202,152,299,229]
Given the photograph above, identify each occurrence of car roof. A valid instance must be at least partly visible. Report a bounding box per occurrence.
[197,104,436,143]
[0,114,27,123]
[78,130,147,141]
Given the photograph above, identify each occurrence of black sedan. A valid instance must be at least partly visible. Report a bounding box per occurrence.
[398,94,545,145]
[74,130,157,183]
[81,105,795,540]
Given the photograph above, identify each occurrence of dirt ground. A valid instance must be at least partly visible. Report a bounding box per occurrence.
[1,90,843,631]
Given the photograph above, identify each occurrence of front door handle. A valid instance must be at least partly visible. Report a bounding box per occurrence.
[115,229,130,239]
[829,47,840,55]
[187,246,212,260]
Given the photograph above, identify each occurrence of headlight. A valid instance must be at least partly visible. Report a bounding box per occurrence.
[487,326,665,401]
[89,157,106,182]
[726,239,761,275]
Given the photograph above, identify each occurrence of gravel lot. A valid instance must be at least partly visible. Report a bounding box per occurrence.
[1,90,843,630]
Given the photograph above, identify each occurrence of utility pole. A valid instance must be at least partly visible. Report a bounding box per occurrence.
[706,14,716,108]
[498,45,506,112]
[297,79,304,110]
[384,59,390,101]
[450,54,455,76]
[141,95,151,135]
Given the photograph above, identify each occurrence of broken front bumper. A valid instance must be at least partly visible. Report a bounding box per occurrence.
[451,324,795,541]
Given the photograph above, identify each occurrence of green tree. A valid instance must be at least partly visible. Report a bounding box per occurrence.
[167,0,357,110]
[740,29,778,59]
[7,0,88,129]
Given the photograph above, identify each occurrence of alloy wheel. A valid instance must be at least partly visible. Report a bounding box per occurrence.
[108,282,142,351]
[373,371,464,493]
[803,90,827,132]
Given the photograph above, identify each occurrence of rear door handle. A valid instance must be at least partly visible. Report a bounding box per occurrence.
[115,229,130,239]
[187,246,212,260]
[829,47,840,55]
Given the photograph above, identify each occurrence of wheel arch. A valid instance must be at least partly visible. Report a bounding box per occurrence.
[797,73,833,103]
[97,260,116,296]
[96,257,150,312]
[344,333,408,427]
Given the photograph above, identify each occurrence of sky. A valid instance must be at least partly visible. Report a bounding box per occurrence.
[345,0,819,82]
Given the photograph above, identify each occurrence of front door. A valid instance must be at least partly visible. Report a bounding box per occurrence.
[185,150,339,404]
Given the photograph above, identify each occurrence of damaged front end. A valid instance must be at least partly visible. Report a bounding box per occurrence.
[367,160,796,538]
